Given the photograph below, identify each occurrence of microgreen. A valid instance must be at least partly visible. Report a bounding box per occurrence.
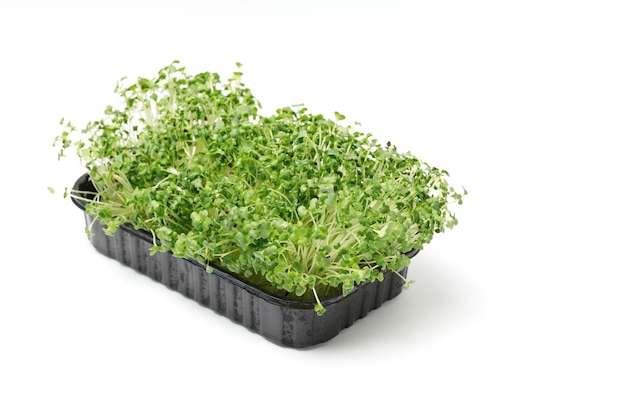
[54,61,465,315]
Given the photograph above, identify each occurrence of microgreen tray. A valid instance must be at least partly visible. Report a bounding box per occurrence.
[71,173,419,348]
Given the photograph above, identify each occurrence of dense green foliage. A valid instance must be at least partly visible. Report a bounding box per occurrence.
[54,61,465,314]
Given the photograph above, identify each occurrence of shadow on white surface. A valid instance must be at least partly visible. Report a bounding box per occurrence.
[315,253,475,352]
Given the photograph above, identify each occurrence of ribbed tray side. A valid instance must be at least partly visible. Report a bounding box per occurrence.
[80,210,410,348]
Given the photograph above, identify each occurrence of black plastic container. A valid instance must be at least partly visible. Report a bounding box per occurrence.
[71,174,419,348]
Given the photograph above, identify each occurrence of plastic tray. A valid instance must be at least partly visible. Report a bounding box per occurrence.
[71,173,418,348]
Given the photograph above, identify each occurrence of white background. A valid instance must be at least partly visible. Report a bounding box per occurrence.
[1,0,625,415]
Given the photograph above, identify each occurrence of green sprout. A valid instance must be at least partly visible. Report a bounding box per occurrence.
[54,61,465,315]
